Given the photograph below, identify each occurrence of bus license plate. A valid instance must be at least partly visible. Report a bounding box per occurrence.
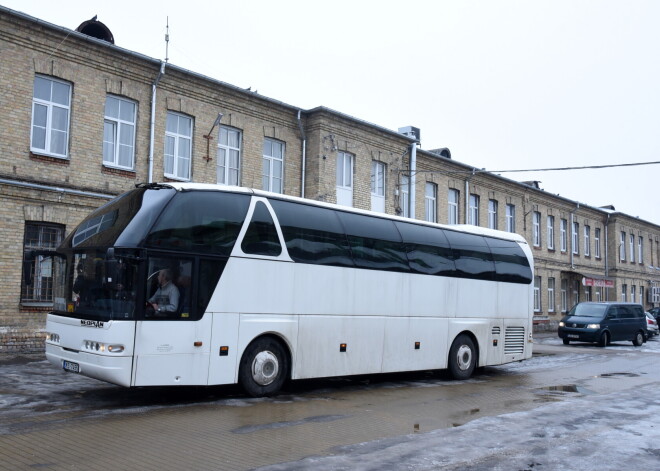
[62,360,80,374]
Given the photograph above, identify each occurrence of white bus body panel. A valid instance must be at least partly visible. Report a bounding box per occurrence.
[132,315,212,386]
[45,314,134,387]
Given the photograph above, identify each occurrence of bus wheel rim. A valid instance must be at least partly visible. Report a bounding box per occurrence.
[251,351,279,386]
[456,344,472,371]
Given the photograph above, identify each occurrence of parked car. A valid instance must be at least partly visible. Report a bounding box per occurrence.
[558,302,647,347]
[645,312,659,339]
[649,307,660,322]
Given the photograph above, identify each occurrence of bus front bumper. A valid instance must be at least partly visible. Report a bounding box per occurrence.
[45,343,133,387]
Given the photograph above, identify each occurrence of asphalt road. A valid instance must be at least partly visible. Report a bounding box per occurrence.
[1,334,659,470]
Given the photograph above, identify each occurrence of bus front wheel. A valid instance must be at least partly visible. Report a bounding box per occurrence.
[448,334,476,380]
[239,337,289,397]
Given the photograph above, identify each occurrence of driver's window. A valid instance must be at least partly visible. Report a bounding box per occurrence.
[145,256,193,320]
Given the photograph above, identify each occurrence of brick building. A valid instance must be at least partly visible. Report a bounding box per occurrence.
[1,6,659,352]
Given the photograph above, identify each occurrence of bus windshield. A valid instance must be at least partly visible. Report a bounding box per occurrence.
[53,249,139,321]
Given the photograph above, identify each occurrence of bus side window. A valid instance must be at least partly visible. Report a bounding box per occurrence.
[241,202,282,257]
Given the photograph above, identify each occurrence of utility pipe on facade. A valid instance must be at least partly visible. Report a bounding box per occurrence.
[570,203,580,269]
[296,110,306,199]
[148,62,166,183]
[409,143,417,219]
[604,212,610,300]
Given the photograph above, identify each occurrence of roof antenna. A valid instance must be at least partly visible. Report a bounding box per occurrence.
[165,17,170,63]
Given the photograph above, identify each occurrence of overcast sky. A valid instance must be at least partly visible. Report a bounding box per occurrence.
[5,0,659,224]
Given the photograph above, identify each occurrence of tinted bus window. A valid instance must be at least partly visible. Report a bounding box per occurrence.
[145,192,250,255]
[241,202,282,256]
[337,212,409,272]
[395,221,455,276]
[444,230,495,281]
[485,237,533,284]
[270,200,354,267]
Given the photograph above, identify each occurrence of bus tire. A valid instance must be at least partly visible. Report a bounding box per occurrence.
[239,337,289,397]
[448,334,476,380]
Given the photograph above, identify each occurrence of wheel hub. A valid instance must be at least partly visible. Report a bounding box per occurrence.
[251,351,279,386]
[456,344,472,371]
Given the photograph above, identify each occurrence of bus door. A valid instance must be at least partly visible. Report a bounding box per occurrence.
[132,256,212,386]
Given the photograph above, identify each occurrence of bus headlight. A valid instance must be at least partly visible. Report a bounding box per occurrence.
[587,324,600,329]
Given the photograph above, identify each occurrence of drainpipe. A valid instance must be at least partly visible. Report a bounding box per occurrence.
[570,203,580,269]
[0,178,115,200]
[465,179,470,224]
[604,212,610,301]
[409,143,416,219]
[296,110,306,199]
[148,62,166,183]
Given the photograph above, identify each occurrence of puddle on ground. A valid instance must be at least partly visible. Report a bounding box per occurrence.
[534,384,594,400]
[598,373,639,378]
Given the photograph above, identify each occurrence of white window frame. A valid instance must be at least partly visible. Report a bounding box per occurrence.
[164,112,193,180]
[548,277,555,312]
[630,234,635,263]
[488,200,498,230]
[103,95,136,170]
[400,176,410,218]
[631,285,636,304]
[336,151,353,207]
[506,204,516,233]
[638,237,643,264]
[547,215,555,250]
[561,279,568,312]
[263,138,285,194]
[640,286,644,304]
[572,222,579,255]
[560,219,568,252]
[371,161,386,213]
[425,183,438,223]
[595,228,601,258]
[31,75,71,158]
[217,126,242,186]
[584,225,590,257]
[532,211,541,247]
[469,194,479,226]
[620,231,626,261]
[533,276,541,312]
[622,284,627,302]
[448,189,459,225]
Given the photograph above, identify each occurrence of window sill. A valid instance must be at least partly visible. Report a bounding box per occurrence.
[102,166,136,178]
[164,175,191,183]
[30,152,70,164]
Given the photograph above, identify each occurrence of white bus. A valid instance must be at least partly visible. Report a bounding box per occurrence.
[45,183,534,397]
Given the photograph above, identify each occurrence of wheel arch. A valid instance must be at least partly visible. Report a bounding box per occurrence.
[450,329,480,367]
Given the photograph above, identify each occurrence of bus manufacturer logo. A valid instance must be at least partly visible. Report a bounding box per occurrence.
[81,320,104,328]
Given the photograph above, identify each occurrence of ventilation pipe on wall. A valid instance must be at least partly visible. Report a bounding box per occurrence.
[398,127,420,219]
[148,62,166,183]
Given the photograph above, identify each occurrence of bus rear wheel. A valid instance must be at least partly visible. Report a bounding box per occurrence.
[239,337,289,397]
[448,334,476,380]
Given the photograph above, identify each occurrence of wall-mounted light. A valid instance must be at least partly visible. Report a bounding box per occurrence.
[203,113,224,162]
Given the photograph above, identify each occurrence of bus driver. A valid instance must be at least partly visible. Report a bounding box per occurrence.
[147,268,180,316]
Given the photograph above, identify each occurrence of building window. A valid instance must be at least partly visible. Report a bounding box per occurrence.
[572,222,579,255]
[640,286,644,304]
[217,126,241,185]
[31,75,71,158]
[468,194,479,226]
[448,189,459,225]
[488,200,498,229]
[638,237,644,264]
[622,284,627,302]
[547,215,555,250]
[584,286,592,302]
[400,176,409,218]
[425,183,438,222]
[629,234,635,263]
[595,287,602,302]
[164,112,193,180]
[506,204,516,233]
[548,277,555,312]
[532,211,541,247]
[336,151,353,207]
[584,225,591,256]
[21,223,64,304]
[371,161,386,213]
[560,219,568,252]
[103,95,136,170]
[631,285,636,304]
[595,228,601,258]
[572,280,580,306]
[620,231,626,261]
[534,276,541,312]
[561,279,568,312]
[263,138,285,193]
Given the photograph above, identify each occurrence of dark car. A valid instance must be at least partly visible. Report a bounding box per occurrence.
[558,302,646,347]
[649,307,660,322]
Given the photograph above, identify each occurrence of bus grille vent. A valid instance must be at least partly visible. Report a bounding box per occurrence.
[504,327,525,354]
[492,326,501,335]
